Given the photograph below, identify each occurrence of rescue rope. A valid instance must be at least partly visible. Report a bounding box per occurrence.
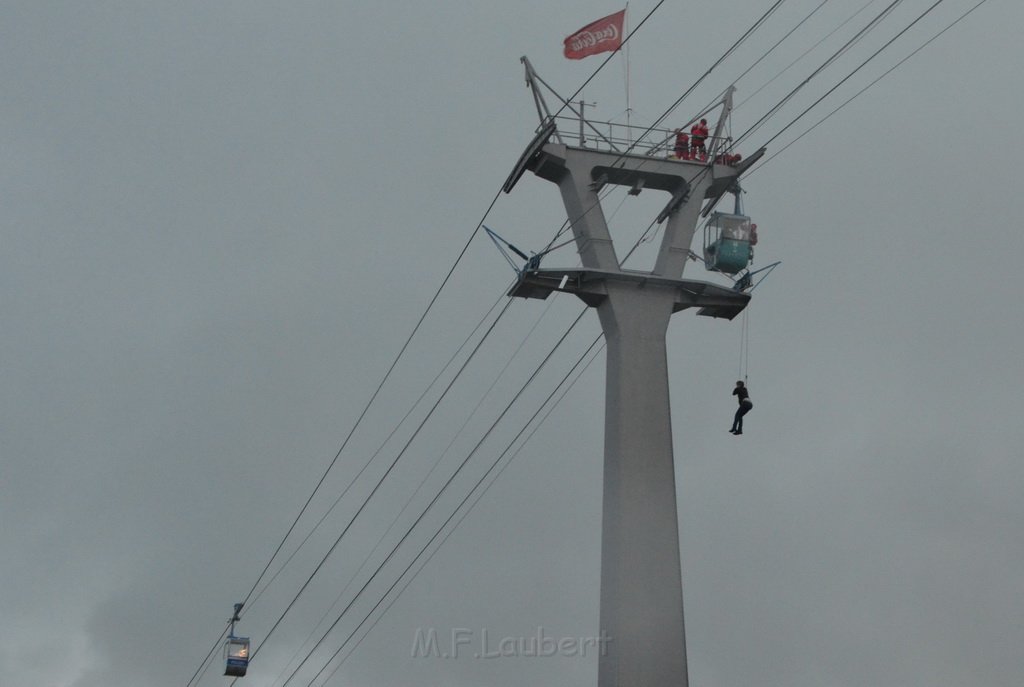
[738,306,750,383]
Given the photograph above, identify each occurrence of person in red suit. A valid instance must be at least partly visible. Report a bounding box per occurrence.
[690,118,709,161]
[673,129,690,159]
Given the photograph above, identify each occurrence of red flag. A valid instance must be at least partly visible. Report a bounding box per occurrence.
[563,9,626,60]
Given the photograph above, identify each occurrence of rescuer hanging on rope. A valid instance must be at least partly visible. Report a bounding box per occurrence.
[730,381,753,435]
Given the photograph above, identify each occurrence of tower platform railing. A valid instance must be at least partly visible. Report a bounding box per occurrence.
[548,113,735,161]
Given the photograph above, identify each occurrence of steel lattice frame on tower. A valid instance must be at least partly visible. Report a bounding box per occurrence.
[503,58,764,687]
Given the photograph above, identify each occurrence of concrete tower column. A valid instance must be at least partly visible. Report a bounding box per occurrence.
[507,140,753,687]
[596,285,686,687]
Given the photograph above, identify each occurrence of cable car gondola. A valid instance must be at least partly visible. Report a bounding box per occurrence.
[224,636,250,677]
[224,603,250,677]
[703,186,756,275]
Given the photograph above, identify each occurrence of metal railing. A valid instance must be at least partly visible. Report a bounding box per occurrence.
[549,114,736,162]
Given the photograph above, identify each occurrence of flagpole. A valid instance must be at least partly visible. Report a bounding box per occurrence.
[562,7,629,145]
[624,3,630,139]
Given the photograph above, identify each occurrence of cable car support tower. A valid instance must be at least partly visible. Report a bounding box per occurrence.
[503,58,765,687]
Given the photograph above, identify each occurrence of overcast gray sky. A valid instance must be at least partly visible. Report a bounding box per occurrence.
[3,1,1022,686]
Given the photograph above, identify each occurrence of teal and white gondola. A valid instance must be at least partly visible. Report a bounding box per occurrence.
[703,186,757,275]
[704,212,755,274]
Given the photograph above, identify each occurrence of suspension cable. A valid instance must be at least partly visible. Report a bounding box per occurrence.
[185,623,230,687]
[301,213,671,684]
[551,1,669,122]
[279,307,590,687]
[733,0,904,148]
[759,0,952,150]
[318,334,607,686]
[246,298,517,665]
[736,0,880,110]
[645,0,789,133]
[258,178,683,680]
[246,173,641,672]
[277,212,687,685]
[242,210,650,684]
[241,289,511,617]
[186,196,504,684]
[265,291,562,684]
[747,0,991,177]
[728,0,834,92]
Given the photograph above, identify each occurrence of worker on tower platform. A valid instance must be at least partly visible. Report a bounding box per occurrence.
[690,118,709,161]
[673,129,690,159]
[730,381,753,435]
